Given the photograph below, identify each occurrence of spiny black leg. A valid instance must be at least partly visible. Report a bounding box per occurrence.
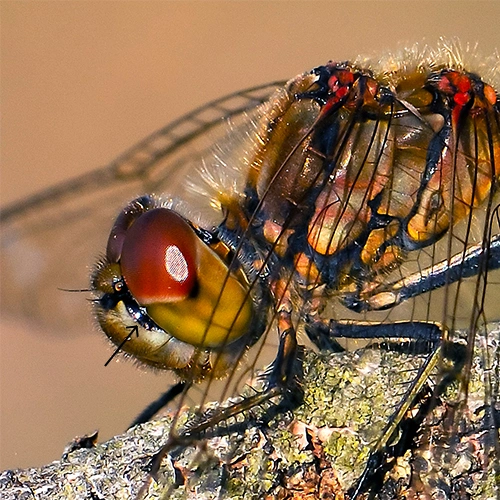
[347,384,436,499]
[344,234,500,313]
[129,381,188,428]
[305,318,442,354]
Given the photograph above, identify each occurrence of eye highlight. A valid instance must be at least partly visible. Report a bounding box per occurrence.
[120,208,198,305]
[164,245,189,283]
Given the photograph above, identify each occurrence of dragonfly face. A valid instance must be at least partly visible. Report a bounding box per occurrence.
[1,43,499,497]
[91,197,266,380]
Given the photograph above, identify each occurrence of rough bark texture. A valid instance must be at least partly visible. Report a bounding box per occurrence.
[1,333,498,500]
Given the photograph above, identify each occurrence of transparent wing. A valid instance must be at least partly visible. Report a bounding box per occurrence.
[0,81,285,335]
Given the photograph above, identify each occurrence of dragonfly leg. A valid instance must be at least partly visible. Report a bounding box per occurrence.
[305,317,443,354]
[265,278,300,389]
[128,381,188,428]
[344,234,500,312]
[304,316,473,498]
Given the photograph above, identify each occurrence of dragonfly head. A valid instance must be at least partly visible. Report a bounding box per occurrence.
[91,196,257,379]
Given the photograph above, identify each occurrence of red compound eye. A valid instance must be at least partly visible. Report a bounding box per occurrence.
[120,208,198,304]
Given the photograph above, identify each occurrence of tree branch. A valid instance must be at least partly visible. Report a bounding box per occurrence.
[1,332,498,499]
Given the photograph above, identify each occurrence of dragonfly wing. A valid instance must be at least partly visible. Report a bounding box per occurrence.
[0,82,284,334]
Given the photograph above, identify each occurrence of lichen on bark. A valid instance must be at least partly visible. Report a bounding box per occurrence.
[1,329,498,499]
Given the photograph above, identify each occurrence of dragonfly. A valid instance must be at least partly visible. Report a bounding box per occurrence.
[1,41,499,498]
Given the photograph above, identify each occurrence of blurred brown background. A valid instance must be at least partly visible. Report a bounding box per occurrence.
[1,1,498,470]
